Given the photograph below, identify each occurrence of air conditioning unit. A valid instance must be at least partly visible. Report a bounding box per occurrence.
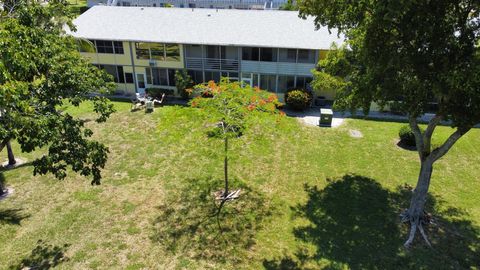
[149,59,156,67]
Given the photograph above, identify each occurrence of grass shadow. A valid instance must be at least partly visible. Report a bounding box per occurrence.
[263,174,480,269]
[396,140,417,151]
[0,172,5,195]
[0,161,33,172]
[151,177,274,264]
[9,240,69,270]
[0,208,29,225]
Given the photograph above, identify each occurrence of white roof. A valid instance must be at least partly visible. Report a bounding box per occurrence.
[69,6,343,50]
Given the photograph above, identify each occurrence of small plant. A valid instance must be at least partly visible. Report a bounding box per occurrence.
[174,70,194,100]
[284,89,312,111]
[399,125,423,147]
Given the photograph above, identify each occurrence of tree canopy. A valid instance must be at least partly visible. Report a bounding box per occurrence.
[0,0,115,185]
[299,0,480,247]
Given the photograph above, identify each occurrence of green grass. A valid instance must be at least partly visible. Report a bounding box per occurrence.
[0,101,479,269]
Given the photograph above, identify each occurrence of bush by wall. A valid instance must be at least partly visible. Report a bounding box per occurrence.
[399,125,423,147]
[145,88,174,99]
[284,89,312,111]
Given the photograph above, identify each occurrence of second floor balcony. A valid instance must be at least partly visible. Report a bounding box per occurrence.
[185,57,239,71]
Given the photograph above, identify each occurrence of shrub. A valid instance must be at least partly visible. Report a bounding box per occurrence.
[399,125,423,147]
[145,88,174,99]
[284,89,312,111]
[174,70,194,100]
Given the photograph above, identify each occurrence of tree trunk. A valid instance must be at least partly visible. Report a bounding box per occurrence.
[6,140,16,166]
[403,158,433,247]
[223,136,229,197]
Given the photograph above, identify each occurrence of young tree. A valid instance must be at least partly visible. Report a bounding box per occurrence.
[298,0,480,247]
[190,79,281,203]
[174,70,194,100]
[0,0,115,191]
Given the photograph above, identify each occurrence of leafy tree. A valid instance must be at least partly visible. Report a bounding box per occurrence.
[298,0,480,247]
[279,0,298,11]
[174,69,194,100]
[0,0,115,191]
[190,79,281,205]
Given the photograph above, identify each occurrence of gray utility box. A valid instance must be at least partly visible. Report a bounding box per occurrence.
[319,108,333,127]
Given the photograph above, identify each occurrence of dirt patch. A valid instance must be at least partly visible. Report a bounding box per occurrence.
[349,129,363,138]
[1,158,27,170]
[0,187,14,201]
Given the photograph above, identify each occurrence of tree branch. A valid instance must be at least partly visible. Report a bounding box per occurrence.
[423,114,442,155]
[409,116,425,160]
[430,128,469,162]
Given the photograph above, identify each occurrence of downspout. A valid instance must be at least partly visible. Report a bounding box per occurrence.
[128,41,138,93]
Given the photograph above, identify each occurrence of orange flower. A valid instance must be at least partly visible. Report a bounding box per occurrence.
[247,104,256,111]
[267,94,277,102]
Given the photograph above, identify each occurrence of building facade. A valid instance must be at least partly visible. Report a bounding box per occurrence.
[70,7,343,100]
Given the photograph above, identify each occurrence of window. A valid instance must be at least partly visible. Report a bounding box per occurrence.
[260,74,277,92]
[165,44,180,61]
[135,43,150,59]
[151,68,168,85]
[135,42,180,61]
[242,47,259,61]
[125,73,134,83]
[97,64,120,82]
[146,68,152,84]
[296,76,313,89]
[149,43,165,60]
[206,46,220,59]
[168,69,176,86]
[297,49,316,64]
[117,66,125,83]
[277,75,295,93]
[96,40,114,54]
[204,71,221,82]
[279,48,297,63]
[93,40,123,54]
[113,41,124,54]
[188,70,204,84]
[260,48,277,62]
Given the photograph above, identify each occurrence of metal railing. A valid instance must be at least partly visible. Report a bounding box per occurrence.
[186,57,239,71]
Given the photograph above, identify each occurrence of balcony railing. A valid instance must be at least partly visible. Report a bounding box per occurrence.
[186,57,239,71]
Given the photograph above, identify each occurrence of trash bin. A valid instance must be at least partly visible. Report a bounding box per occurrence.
[319,108,333,127]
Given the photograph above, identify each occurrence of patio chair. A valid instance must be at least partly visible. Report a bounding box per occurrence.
[131,93,148,111]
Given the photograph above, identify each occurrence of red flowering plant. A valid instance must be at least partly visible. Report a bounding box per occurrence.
[189,78,282,209]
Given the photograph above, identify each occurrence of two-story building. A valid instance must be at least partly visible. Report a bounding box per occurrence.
[69,6,343,100]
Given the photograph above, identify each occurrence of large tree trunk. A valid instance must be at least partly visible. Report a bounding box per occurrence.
[6,140,16,166]
[403,158,433,247]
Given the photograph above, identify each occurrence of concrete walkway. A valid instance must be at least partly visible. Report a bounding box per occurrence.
[285,108,455,128]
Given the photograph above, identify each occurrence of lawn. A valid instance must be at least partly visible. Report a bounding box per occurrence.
[0,101,479,269]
